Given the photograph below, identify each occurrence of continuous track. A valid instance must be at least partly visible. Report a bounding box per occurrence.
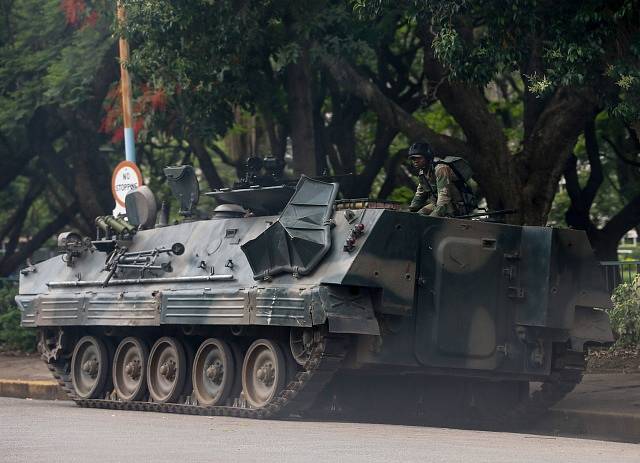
[46,334,347,420]
[507,353,583,423]
[45,336,583,426]
[472,350,585,428]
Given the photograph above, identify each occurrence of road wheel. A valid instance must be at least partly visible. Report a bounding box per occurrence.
[192,338,235,406]
[241,339,286,408]
[113,337,149,402]
[71,335,110,399]
[147,337,187,403]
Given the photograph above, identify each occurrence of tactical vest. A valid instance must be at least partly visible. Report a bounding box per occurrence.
[434,156,477,215]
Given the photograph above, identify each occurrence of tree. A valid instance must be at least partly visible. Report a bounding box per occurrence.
[323,0,639,228]
[122,0,431,198]
[3,0,639,275]
[557,114,640,259]
[0,0,118,276]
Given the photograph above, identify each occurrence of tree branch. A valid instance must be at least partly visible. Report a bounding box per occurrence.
[210,143,238,168]
[378,149,413,199]
[353,124,398,198]
[320,54,472,159]
[602,134,640,167]
[517,88,599,224]
[0,203,76,277]
[582,116,604,207]
[0,182,43,244]
[189,136,224,190]
[563,153,596,233]
[601,193,640,245]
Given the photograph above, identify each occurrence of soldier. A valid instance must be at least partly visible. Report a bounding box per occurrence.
[407,141,466,217]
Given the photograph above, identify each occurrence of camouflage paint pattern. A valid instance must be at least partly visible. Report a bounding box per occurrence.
[16,178,613,382]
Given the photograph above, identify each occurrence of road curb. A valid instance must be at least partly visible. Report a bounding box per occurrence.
[0,379,68,401]
[541,408,640,443]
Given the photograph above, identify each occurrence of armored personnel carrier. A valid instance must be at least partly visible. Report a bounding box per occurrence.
[16,161,613,424]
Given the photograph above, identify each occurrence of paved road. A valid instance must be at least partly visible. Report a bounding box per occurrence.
[1,398,638,463]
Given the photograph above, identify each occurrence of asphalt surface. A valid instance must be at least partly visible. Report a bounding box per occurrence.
[1,398,638,463]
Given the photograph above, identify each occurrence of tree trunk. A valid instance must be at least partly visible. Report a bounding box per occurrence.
[351,124,398,198]
[378,149,414,199]
[69,132,110,222]
[287,47,317,176]
[563,116,640,260]
[190,136,224,190]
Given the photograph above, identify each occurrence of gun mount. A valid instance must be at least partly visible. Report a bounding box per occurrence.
[205,156,291,215]
[102,242,185,286]
[235,155,285,189]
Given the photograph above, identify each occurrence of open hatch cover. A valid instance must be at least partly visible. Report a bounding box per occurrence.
[241,176,339,280]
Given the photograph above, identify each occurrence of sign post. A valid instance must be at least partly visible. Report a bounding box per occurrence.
[117,2,136,164]
[111,160,143,216]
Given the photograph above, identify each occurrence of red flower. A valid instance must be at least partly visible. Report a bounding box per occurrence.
[150,89,167,111]
[82,10,99,28]
[60,0,86,26]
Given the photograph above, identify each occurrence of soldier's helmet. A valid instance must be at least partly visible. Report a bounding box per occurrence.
[408,142,434,160]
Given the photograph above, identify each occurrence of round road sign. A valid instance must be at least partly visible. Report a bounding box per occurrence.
[111,161,143,207]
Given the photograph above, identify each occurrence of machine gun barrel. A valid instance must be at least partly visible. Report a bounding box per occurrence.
[102,247,127,287]
[117,264,165,271]
[124,246,173,258]
[455,209,517,219]
[119,256,152,264]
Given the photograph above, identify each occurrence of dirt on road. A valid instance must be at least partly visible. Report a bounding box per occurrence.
[587,348,640,374]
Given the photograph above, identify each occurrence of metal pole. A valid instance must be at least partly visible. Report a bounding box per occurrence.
[117,2,136,163]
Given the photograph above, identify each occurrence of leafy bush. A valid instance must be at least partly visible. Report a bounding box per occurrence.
[0,282,36,352]
[609,275,640,348]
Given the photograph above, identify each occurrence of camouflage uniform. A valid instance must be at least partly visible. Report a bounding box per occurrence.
[409,162,464,217]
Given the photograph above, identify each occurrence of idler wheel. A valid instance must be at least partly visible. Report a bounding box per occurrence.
[113,337,149,402]
[192,338,235,406]
[241,339,286,408]
[147,337,187,403]
[71,336,110,399]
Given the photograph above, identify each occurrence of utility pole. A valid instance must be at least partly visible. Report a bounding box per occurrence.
[117,2,136,164]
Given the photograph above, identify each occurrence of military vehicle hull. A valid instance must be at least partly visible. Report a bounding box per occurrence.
[16,178,612,424]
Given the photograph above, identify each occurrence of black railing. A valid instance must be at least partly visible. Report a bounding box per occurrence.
[601,261,640,294]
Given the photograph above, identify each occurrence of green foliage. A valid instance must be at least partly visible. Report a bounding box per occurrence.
[0,282,17,316]
[0,282,35,352]
[356,0,640,125]
[0,309,36,352]
[389,185,415,203]
[618,245,640,261]
[548,111,640,229]
[122,0,375,142]
[122,0,289,137]
[547,187,570,227]
[0,0,113,132]
[610,275,640,348]
[414,102,463,137]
